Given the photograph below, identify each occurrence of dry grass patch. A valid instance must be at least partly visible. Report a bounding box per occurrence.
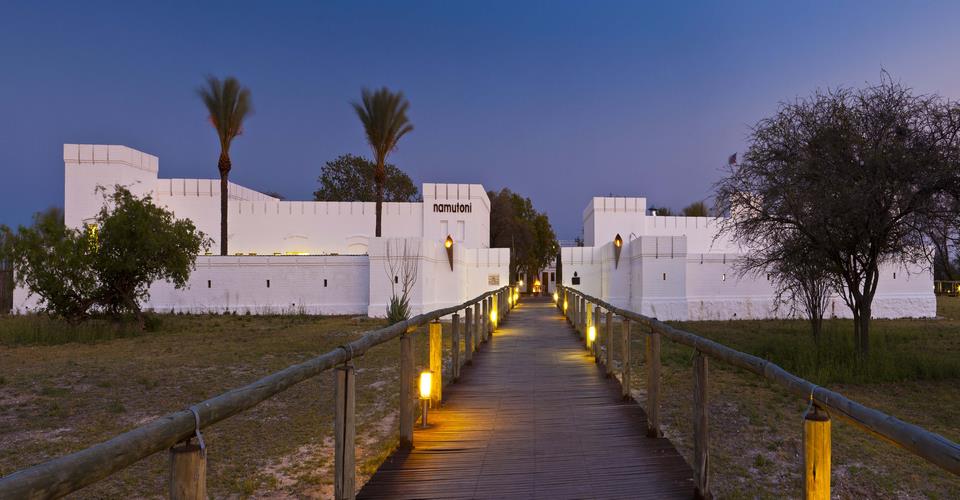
[0,313,445,498]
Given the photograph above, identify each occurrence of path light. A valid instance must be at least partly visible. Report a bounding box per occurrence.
[419,371,432,427]
[563,297,568,312]
[587,325,597,347]
[444,235,454,271]
[490,309,498,326]
[553,291,559,303]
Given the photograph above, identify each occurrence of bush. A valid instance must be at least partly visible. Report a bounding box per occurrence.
[386,295,410,325]
[7,187,210,327]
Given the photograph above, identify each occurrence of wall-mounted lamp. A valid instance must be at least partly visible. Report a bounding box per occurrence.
[613,233,623,269]
[419,371,433,427]
[444,235,454,271]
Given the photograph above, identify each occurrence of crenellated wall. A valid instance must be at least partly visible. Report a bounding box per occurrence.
[564,196,936,320]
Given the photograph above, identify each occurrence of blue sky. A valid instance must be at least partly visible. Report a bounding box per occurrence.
[2,1,959,239]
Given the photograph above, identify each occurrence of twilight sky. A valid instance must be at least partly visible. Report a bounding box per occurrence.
[2,1,960,240]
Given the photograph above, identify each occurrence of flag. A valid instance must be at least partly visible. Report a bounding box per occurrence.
[728,153,737,165]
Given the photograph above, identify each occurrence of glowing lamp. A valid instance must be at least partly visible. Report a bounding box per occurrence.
[588,325,596,346]
[563,299,568,312]
[490,310,498,324]
[419,371,432,400]
[419,371,433,427]
[553,291,559,303]
[613,233,623,268]
[444,235,454,271]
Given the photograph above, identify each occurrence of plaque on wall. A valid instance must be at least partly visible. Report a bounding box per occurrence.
[571,271,580,285]
[488,274,500,285]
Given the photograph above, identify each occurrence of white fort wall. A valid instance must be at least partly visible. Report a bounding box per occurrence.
[13,144,508,316]
[562,196,936,321]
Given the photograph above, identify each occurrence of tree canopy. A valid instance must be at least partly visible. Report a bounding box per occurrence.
[5,187,210,326]
[352,87,414,236]
[716,78,960,355]
[682,201,709,217]
[488,188,558,289]
[313,154,419,202]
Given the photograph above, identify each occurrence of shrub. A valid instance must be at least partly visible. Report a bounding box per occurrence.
[386,294,410,325]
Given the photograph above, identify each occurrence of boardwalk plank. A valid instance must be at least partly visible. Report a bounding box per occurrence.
[358,298,692,499]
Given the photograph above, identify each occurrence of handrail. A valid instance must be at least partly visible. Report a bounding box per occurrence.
[0,286,510,499]
[561,285,960,477]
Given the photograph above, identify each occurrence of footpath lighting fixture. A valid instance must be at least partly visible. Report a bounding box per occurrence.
[444,235,454,271]
[587,325,597,347]
[419,371,433,428]
[553,291,559,303]
[490,309,498,327]
[563,297,568,312]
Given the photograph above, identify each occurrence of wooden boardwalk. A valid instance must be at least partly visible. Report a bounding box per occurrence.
[359,297,693,499]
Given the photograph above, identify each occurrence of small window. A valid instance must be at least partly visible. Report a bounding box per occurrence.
[207,280,211,288]
[550,272,555,281]
[394,276,399,284]
[324,279,328,287]
[721,273,726,282]
[662,273,667,281]
[266,279,271,288]
[893,272,897,280]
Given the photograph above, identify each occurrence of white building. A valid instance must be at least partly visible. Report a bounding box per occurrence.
[12,144,936,321]
[13,144,509,316]
[560,197,936,320]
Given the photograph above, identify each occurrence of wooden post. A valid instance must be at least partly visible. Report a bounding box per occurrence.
[429,321,442,406]
[464,307,474,364]
[585,302,593,346]
[334,364,356,500]
[592,307,600,362]
[452,313,461,380]
[645,328,661,438]
[804,405,831,500]
[621,318,631,400]
[475,300,482,349]
[605,310,614,376]
[399,333,415,449]
[481,298,489,343]
[693,351,710,499]
[169,444,206,500]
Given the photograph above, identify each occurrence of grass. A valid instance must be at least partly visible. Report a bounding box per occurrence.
[615,296,960,498]
[0,313,451,498]
[2,300,959,497]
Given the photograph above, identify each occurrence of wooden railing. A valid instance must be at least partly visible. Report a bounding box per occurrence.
[558,286,960,500]
[0,286,517,500]
[934,280,960,295]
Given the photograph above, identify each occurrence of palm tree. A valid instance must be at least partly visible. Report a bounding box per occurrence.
[352,88,414,237]
[197,76,253,255]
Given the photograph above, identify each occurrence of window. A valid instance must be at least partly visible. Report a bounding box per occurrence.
[207,280,211,288]
[662,272,667,281]
[266,279,271,288]
[394,276,399,284]
[324,279,328,287]
[457,220,465,242]
[550,272,555,282]
[893,272,897,280]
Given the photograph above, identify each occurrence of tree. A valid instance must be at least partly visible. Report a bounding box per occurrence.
[488,188,558,290]
[352,88,414,237]
[738,233,833,342]
[4,208,96,323]
[649,205,673,216]
[313,154,419,202]
[8,188,210,326]
[384,238,420,324]
[716,78,960,356]
[682,201,709,217]
[91,187,211,328]
[198,76,253,256]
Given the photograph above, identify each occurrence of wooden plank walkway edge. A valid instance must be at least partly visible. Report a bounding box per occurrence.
[358,297,693,499]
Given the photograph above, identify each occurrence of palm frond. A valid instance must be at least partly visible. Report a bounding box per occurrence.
[197,76,253,152]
